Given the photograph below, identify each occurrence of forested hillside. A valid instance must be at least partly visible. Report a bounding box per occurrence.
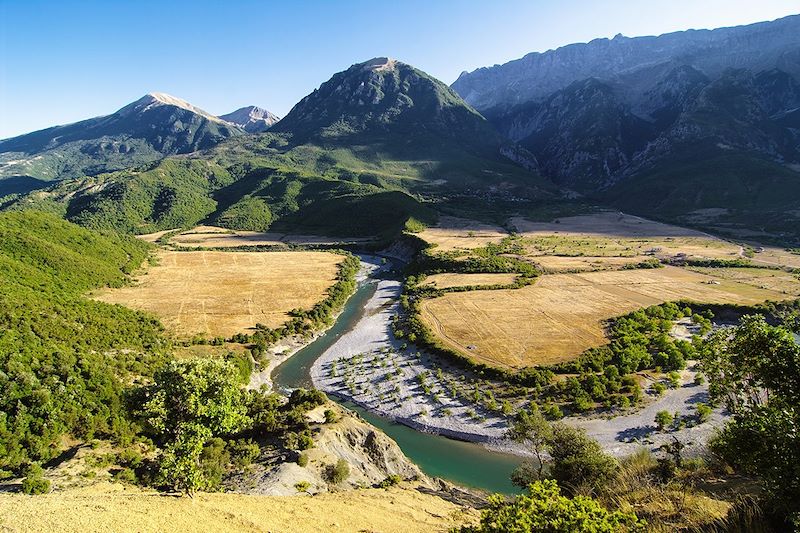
[0,211,170,475]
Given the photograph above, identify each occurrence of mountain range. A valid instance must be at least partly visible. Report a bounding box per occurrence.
[450,15,800,239]
[4,58,549,238]
[3,16,800,243]
[219,106,280,133]
[0,94,279,194]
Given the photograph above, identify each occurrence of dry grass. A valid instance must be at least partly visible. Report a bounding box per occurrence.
[420,266,793,369]
[531,255,649,273]
[511,213,741,262]
[602,451,732,532]
[0,482,476,533]
[93,250,342,338]
[165,225,374,248]
[511,212,720,238]
[688,267,800,296]
[750,247,800,269]
[422,273,518,289]
[135,228,178,243]
[417,216,508,252]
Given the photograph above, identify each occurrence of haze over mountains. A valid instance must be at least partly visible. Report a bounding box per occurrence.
[2,15,799,243]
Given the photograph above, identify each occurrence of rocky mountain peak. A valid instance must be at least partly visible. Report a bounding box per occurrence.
[219,106,280,133]
[361,57,398,72]
[121,92,226,123]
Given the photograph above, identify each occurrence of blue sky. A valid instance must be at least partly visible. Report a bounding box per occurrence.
[1,0,798,138]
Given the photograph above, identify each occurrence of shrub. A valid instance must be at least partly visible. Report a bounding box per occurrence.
[112,467,137,484]
[695,403,712,423]
[294,480,310,493]
[652,382,666,396]
[378,474,402,488]
[548,424,618,493]
[459,479,644,532]
[297,453,309,467]
[198,437,230,490]
[21,463,50,495]
[667,371,681,388]
[323,409,339,423]
[228,439,260,467]
[326,459,350,484]
[116,448,144,469]
[655,410,674,431]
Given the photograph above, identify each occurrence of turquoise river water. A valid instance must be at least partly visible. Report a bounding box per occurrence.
[271,279,521,495]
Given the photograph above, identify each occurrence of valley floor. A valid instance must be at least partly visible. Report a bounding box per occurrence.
[310,260,725,458]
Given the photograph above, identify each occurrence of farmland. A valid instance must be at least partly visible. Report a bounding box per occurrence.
[412,211,800,370]
[687,266,800,296]
[510,212,742,263]
[422,272,519,289]
[139,225,375,248]
[94,250,343,338]
[417,216,507,252]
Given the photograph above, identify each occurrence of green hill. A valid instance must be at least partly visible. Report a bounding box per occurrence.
[603,143,800,242]
[0,211,170,475]
[6,59,553,238]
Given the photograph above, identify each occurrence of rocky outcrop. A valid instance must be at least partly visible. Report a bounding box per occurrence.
[229,404,433,496]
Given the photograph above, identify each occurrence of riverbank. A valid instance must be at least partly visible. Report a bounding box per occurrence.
[249,256,382,392]
[310,278,520,452]
[307,259,728,459]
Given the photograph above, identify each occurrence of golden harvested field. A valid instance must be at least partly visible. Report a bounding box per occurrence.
[135,228,178,243]
[94,250,342,338]
[510,213,741,261]
[0,483,475,533]
[532,255,649,273]
[423,273,518,289]
[750,247,800,269]
[688,267,800,296]
[420,266,793,369]
[418,216,507,252]
[511,212,717,237]
[160,225,375,248]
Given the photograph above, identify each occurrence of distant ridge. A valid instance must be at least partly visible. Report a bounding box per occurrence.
[0,93,244,189]
[219,106,280,133]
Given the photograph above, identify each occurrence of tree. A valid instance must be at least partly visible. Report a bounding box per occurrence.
[459,480,644,533]
[700,315,800,524]
[654,410,673,431]
[699,315,800,414]
[547,424,618,494]
[507,406,553,482]
[142,359,250,495]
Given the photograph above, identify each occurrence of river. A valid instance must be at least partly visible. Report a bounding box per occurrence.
[272,263,521,495]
